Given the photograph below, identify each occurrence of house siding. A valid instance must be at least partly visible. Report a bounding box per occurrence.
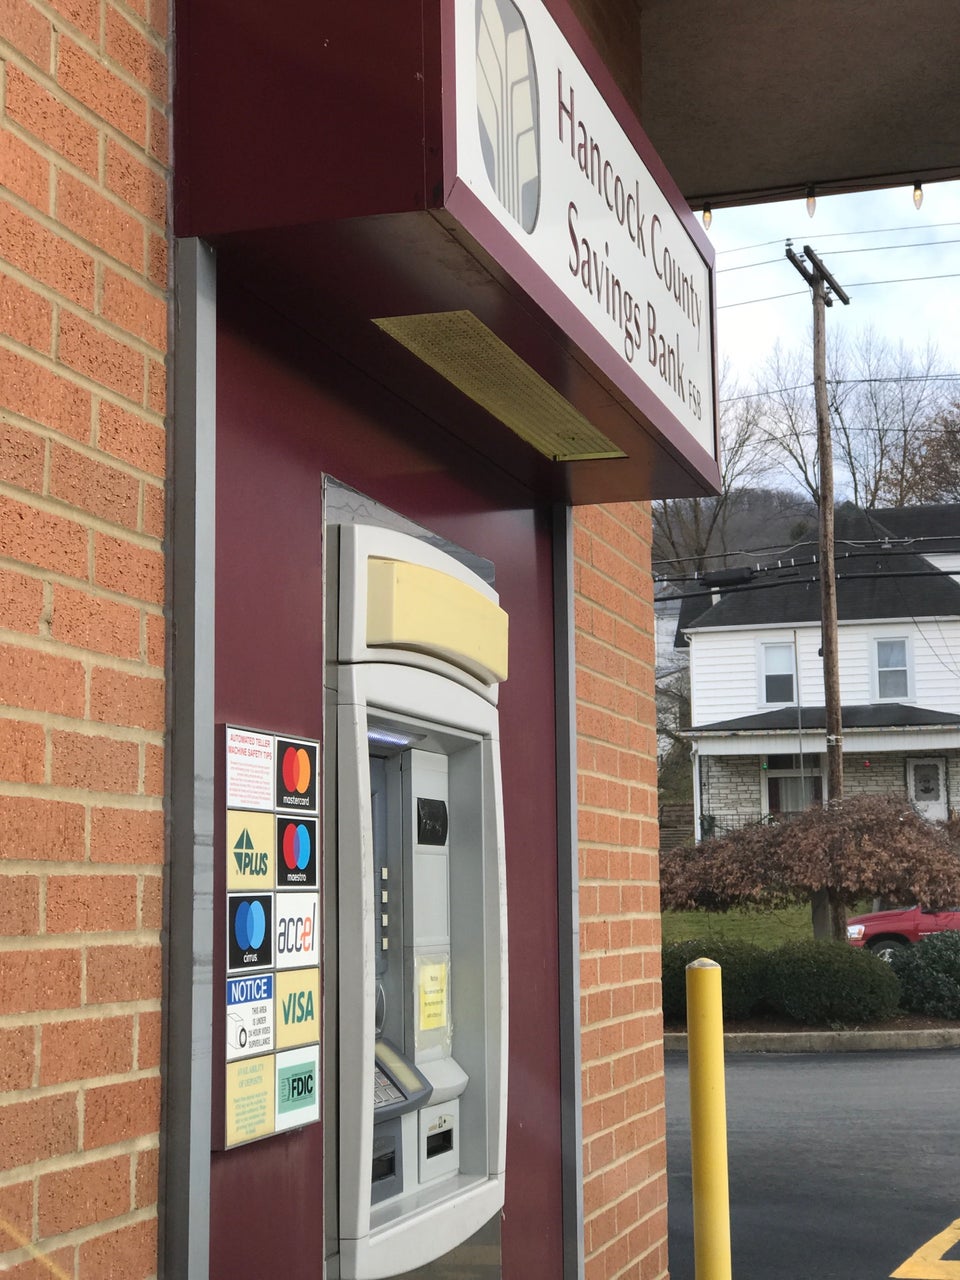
[689,619,960,725]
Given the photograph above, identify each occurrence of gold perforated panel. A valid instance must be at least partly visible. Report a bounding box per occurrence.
[374,310,626,462]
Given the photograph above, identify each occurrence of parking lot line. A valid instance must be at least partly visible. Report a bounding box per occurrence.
[891,1217,960,1278]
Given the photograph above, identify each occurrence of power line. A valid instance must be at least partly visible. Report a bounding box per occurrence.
[653,565,960,606]
[719,271,960,310]
[718,238,960,274]
[715,221,960,257]
[719,373,960,404]
[652,532,960,570]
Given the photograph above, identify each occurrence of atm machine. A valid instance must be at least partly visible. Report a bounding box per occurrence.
[326,522,509,1279]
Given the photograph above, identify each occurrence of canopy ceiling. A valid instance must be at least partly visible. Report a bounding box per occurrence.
[572,0,960,209]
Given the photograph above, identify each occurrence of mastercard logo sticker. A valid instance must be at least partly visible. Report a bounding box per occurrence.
[275,739,317,813]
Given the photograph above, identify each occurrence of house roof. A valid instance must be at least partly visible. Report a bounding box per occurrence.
[687,703,960,736]
[678,504,960,639]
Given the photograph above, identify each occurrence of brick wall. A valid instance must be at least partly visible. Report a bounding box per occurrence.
[0,0,168,1272]
[573,503,667,1280]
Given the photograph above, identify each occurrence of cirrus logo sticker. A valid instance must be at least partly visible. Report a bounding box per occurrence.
[277,817,317,888]
[227,894,273,972]
[275,738,318,813]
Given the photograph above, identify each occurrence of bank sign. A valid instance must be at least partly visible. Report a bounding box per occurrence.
[454,0,716,460]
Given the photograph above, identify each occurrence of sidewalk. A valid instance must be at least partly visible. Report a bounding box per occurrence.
[664,1026,960,1053]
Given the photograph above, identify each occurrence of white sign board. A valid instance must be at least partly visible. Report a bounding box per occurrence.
[456,0,715,456]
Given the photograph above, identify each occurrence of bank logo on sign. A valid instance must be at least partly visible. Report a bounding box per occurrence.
[476,0,540,233]
[233,827,269,879]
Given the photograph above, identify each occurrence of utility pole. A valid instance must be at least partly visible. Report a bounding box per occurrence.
[786,242,850,938]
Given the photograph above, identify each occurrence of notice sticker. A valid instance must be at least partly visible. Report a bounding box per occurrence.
[226,1054,275,1146]
[226,728,275,811]
[226,973,274,1061]
[275,1044,320,1132]
[418,959,449,1032]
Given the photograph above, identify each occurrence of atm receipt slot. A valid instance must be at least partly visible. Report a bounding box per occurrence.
[374,1039,432,1121]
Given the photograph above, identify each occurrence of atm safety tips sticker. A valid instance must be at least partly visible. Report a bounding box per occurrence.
[227,810,275,891]
[275,1044,320,1132]
[275,968,319,1050]
[417,958,449,1032]
[226,1054,276,1146]
[226,972,274,1061]
[226,728,275,811]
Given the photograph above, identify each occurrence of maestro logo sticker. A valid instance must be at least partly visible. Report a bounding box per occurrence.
[476,0,541,233]
[227,894,273,972]
[275,738,318,813]
[276,817,317,888]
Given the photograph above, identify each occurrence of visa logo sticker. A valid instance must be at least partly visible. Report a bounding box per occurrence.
[275,967,319,1049]
[226,810,275,891]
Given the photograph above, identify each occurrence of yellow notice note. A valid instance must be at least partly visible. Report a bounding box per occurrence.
[418,960,449,1031]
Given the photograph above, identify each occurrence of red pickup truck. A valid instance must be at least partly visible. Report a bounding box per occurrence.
[846,904,960,961]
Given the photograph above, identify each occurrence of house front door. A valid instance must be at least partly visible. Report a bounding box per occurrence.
[906,758,948,822]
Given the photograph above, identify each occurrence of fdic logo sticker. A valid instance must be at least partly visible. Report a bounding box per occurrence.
[275,738,318,813]
[275,1044,320,1132]
[276,817,317,888]
[226,810,275,891]
[227,894,273,972]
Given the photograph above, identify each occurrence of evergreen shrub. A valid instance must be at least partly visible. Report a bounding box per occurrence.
[765,940,900,1027]
[661,938,767,1022]
[889,930,960,1019]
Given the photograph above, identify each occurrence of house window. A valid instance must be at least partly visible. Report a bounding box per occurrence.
[764,754,823,814]
[876,637,909,700]
[762,642,795,704]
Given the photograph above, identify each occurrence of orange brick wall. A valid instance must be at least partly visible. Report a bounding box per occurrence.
[574,502,668,1280]
[0,0,168,1270]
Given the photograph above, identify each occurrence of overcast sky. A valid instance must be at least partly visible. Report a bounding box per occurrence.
[704,179,960,394]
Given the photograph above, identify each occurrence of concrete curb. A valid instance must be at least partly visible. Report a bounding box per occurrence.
[664,1028,960,1053]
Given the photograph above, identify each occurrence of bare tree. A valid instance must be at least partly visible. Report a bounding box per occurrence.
[754,330,959,508]
[651,369,774,574]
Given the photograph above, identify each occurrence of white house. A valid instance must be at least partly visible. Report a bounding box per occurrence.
[678,504,960,838]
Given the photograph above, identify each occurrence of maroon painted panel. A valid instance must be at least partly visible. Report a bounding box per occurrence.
[212,279,563,1279]
[174,0,443,237]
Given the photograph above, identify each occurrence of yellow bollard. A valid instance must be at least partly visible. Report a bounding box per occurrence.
[686,958,732,1280]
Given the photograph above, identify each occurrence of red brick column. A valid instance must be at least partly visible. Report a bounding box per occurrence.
[0,0,168,1271]
[573,502,667,1280]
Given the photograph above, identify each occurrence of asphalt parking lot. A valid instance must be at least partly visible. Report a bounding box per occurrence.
[666,1049,960,1280]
